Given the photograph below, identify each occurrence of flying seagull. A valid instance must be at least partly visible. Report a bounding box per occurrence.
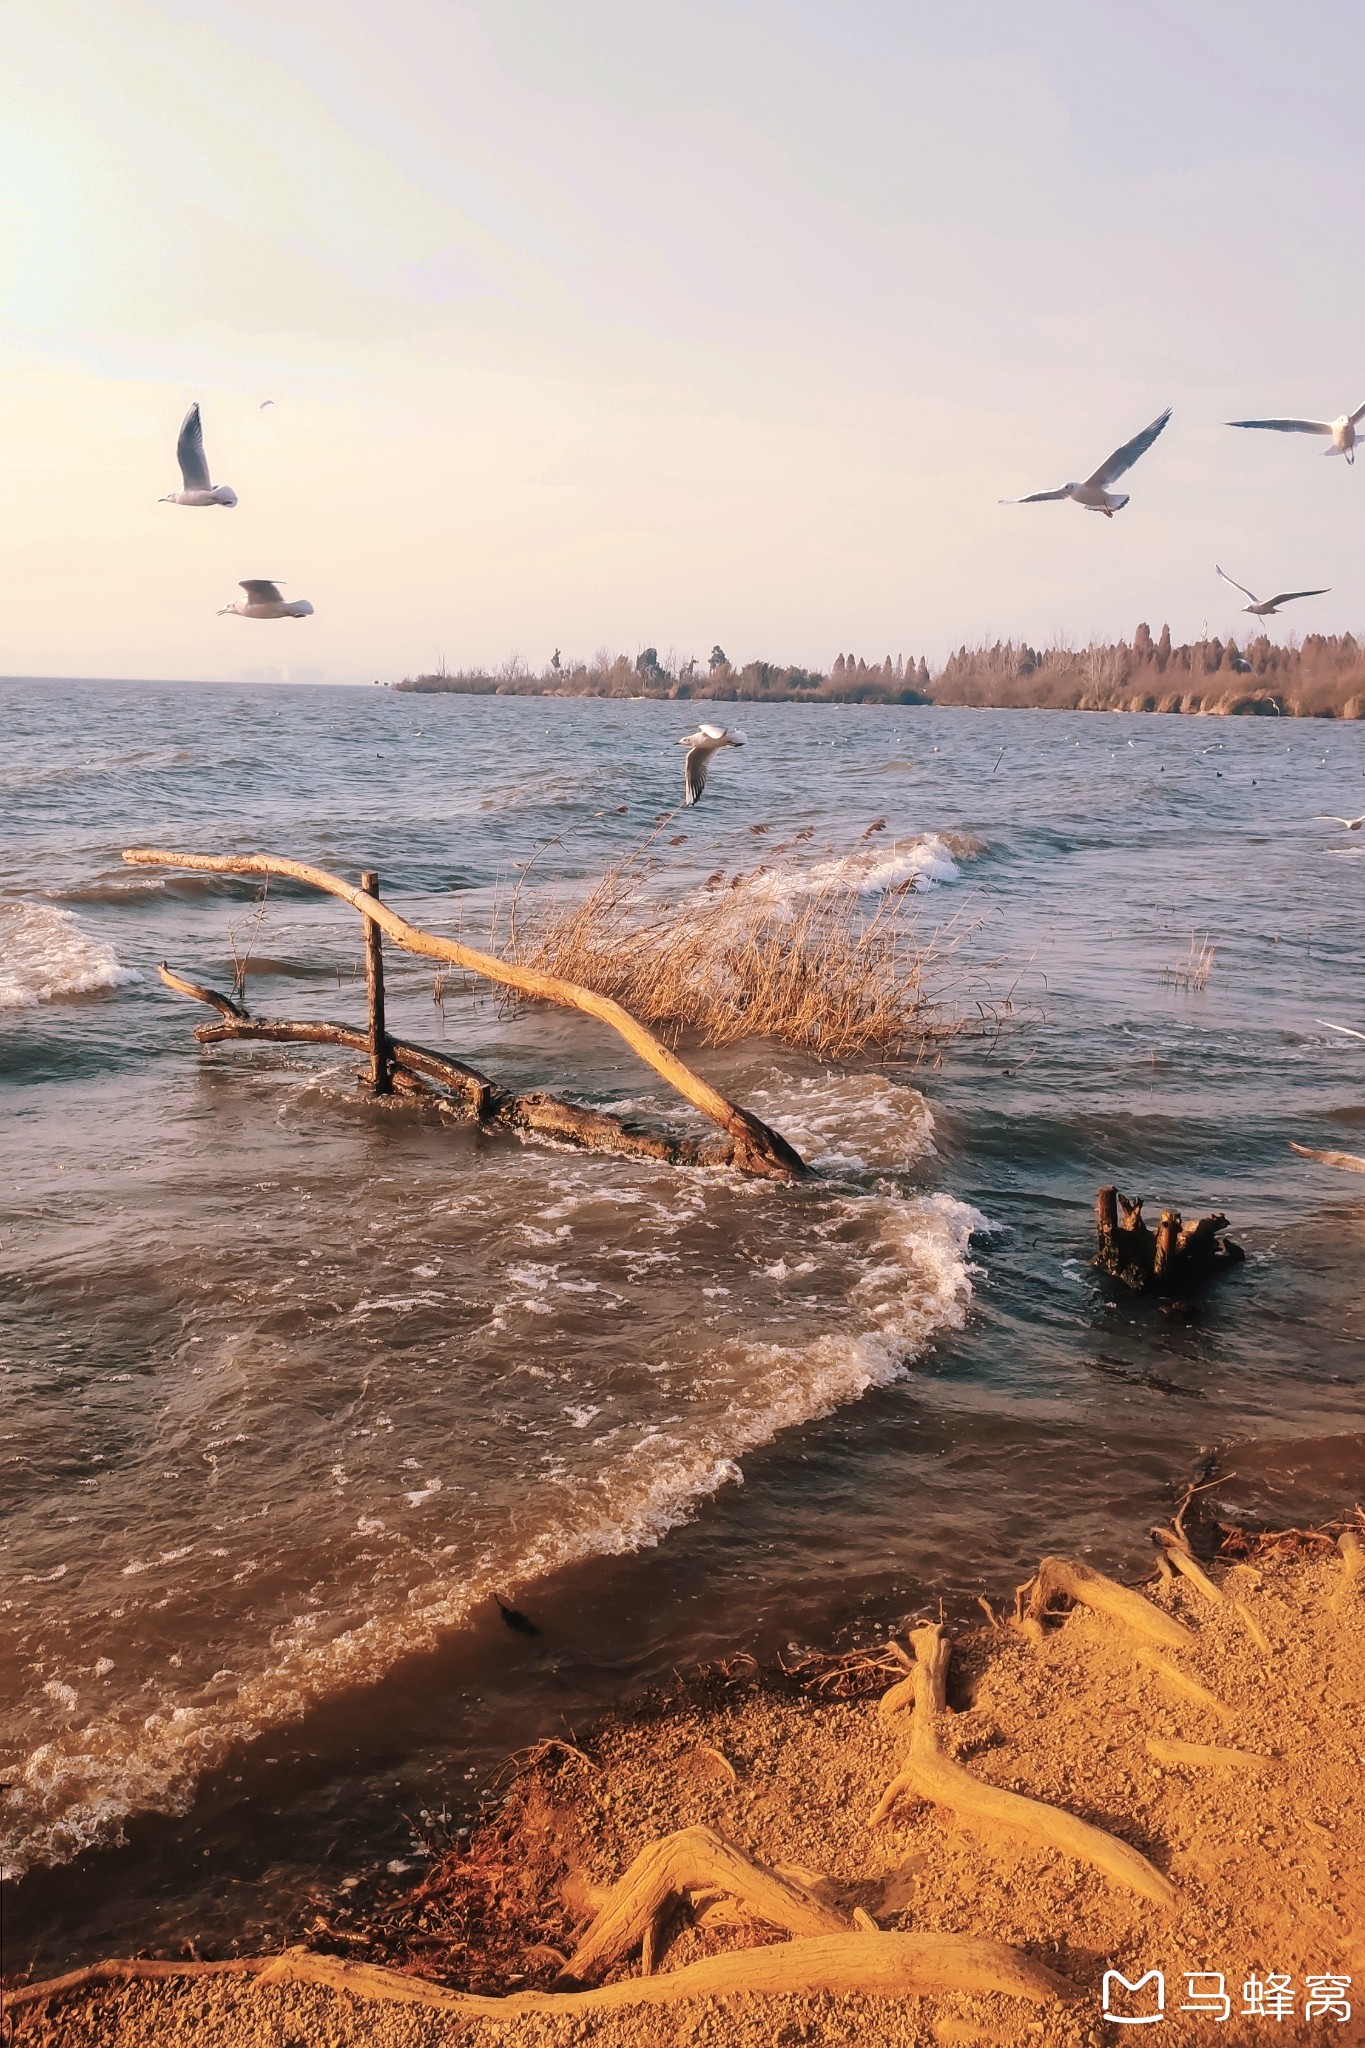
[1000,407,1172,517]
[1227,403,1365,465]
[1215,566,1330,617]
[1315,812,1365,831]
[161,403,237,506]
[218,580,314,620]
[679,723,745,805]
[259,399,276,409]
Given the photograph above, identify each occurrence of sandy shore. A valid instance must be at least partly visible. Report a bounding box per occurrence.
[8,1525,1363,2048]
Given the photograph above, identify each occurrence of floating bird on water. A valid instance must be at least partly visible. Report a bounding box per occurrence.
[1000,407,1172,517]
[161,403,237,506]
[1227,402,1365,465]
[679,723,745,805]
[218,579,314,620]
[494,1593,541,1637]
[1316,812,1365,831]
[1215,566,1330,617]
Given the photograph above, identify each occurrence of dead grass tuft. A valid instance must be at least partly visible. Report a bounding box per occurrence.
[1160,932,1217,991]
[490,831,989,1062]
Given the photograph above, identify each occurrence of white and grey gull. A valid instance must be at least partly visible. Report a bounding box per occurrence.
[161,403,237,507]
[1000,407,1172,518]
[1215,566,1330,617]
[218,580,314,621]
[678,723,745,805]
[1227,402,1365,465]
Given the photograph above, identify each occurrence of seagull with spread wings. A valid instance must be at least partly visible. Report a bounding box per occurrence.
[1000,407,1172,517]
[1316,812,1365,832]
[1215,565,1330,617]
[161,403,237,507]
[218,580,314,620]
[1227,402,1365,465]
[678,724,744,805]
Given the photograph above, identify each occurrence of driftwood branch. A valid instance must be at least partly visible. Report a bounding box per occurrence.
[1290,1141,1365,1175]
[126,848,807,1180]
[159,968,759,1171]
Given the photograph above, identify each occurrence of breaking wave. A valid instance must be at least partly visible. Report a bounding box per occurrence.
[0,902,140,1011]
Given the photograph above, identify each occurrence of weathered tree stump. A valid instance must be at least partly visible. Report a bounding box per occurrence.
[1093,1185,1243,1295]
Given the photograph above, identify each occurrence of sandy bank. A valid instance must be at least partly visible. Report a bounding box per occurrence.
[8,1525,1363,2048]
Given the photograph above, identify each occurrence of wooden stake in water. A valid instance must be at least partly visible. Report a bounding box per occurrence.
[360,869,393,1096]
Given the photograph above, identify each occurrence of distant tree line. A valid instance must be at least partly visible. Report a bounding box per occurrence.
[392,628,1365,717]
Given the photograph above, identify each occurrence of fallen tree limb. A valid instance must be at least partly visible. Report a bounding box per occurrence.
[5,1933,1076,2019]
[1016,1556,1194,1652]
[1290,1141,1365,1175]
[561,1826,848,1986]
[126,848,807,1180]
[871,1625,1176,1909]
[161,969,767,1173]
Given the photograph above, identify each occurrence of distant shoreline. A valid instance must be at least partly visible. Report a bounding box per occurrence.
[393,624,1365,719]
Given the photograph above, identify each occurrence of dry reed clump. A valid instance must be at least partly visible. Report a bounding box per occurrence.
[1159,933,1216,990]
[492,834,976,1062]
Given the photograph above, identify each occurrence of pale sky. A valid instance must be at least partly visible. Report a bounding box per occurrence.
[3,0,1363,684]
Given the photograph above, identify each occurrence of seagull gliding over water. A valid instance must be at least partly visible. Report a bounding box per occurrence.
[1215,566,1330,617]
[1000,407,1172,517]
[1315,812,1365,831]
[679,724,745,805]
[1227,403,1365,465]
[161,403,237,507]
[218,580,314,620]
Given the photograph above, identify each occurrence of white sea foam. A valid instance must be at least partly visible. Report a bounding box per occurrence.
[746,1071,938,1174]
[740,832,972,908]
[2,1180,984,1881]
[0,902,140,1011]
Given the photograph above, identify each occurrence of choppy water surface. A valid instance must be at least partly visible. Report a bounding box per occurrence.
[3,680,1363,1968]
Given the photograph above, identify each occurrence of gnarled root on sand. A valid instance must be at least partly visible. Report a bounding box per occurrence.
[3,1935,1078,2022]
[871,1624,1177,1910]
[558,1825,848,1985]
[1016,1555,1193,1652]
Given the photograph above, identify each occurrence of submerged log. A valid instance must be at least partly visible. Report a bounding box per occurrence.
[127,848,806,1181]
[159,967,771,1174]
[1094,1184,1243,1295]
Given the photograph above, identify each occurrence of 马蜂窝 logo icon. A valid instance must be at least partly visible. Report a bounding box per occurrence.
[1102,1970,1165,2024]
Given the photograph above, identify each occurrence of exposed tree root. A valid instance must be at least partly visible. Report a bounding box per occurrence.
[559,1826,849,1986]
[1151,1527,1223,1606]
[2,1958,267,2014]
[1132,1648,1233,1724]
[1332,1529,1365,1614]
[0,1931,1078,2026]
[1145,1737,1267,1772]
[1016,1556,1193,1652]
[254,1933,1076,2010]
[870,1626,1177,1909]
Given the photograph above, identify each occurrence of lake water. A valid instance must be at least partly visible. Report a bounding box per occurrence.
[3,678,1362,1971]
